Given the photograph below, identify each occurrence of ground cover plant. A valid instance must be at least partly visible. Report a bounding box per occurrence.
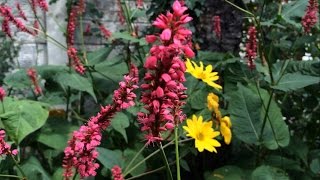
[0,0,319,179]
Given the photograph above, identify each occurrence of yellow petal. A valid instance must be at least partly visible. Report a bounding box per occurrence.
[221,123,232,145]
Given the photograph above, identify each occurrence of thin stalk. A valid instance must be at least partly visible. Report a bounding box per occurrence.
[123,140,174,177]
[124,144,147,174]
[123,139,191,177]
[158,142,173,180]
[174,126,181,180]
[125,166,165,180]
[0,174,23,179]
[65,87,71,121]
[10,154,26,179]
[224,0,255,17]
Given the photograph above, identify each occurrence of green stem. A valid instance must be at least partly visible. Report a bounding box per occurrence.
[224,0,255,16]
[158,142,173,180]
[123,139,191,177]
[259,89,274,142]
[174,126,181,180]
[123,140,174,177]
[124,144,147,174]
[125,166,166,180]
[0,174,23,179]
[10,154,26,179]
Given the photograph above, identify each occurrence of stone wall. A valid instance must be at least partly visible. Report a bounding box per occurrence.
[2,0,242,68]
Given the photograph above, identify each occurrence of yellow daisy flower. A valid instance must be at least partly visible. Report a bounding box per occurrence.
[220,116,232,145]
[183,115,221,153]
[185,58,222,90]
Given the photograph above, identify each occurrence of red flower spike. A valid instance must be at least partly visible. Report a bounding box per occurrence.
[138,1,193,145]
[302,0,318,33]
[67,47,86,74]
[245,26,257,70]
[0,130,18,156]
[213,15,221,39]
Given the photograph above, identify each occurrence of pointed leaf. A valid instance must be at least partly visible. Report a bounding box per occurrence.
[110,112,130,142]
[272,73,320,92]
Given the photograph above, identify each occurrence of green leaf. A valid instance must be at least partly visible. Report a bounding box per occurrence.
[111,112,130,142]
[0,98,49,144]
[37,118,78,150]
[93,58,128,82]
[87,46,113,65]
[272,73,320,92]
[204,166,245,180]
[4,69,30,89]
[229,83,290,149]
[229,83,262,145]
[251,165,289,180]
[123,149,146,176]
[265,155,303,172]
[281,0,308,27]
[96,148,123,169]
[19,156,51,180]
[286,60,320,76]
[310,158,320,174]
[54,72,97,102]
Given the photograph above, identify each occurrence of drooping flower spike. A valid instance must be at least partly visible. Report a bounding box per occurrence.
[138,0,194,145]
[111,165,124,180]
[245,26,257,70]
[62,65,139,179]
[185,58,222,90]
[213,15,221,39]
[27,68,42,96]
[0,130,18,156]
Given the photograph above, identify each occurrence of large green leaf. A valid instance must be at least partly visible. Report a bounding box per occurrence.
[96,148,123,169]
[272,73,320,92]
[111,112,130,142]
[204,166,246,180]
[0,98,49,144]
[251,165,289,180]
[93,58,128,82]
[281,0,308,27]
[37,118,78,150]
[229,83,290,149]
[19,156,51,180]
[286,60,320,76]
[229,83,262,145]
[54,72,97,102]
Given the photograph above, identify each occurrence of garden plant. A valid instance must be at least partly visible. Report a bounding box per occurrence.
[0,0,319,179]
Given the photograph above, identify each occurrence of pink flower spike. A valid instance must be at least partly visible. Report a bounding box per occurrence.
[145,56,158,69]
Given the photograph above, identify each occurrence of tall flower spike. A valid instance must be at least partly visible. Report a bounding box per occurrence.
[27,68,42,95]
[138,1,194,145]
[62,64,139,179]
[37,0,49,12]
[213,15,221,39]
[301,0,318,33]
[136,0,143,9]
[117,0,125,25]
[245,26,257,70]
[0,87,5,102]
